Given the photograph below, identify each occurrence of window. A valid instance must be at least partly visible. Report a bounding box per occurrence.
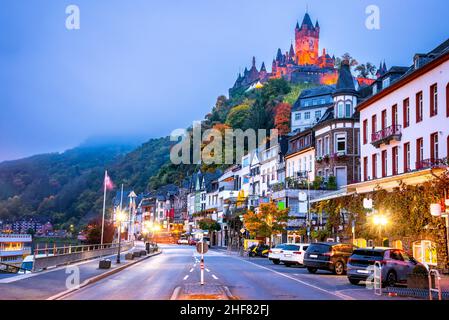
[317,139,322,157]
[295,112,301,121]
[262,170,266,183]
[446,83,449,117]
[324,136,330,155]
[381,150,387,177]
[416,138,424,167]
[363,157,368,181]
[382,77,390,88]
[315,110,322,120]
[403,98,410,128]
[335,133,346,154]
[392,146,399,175]
[430,84,438,117]
[381,109,387,130]
[304,101,310,107]
[345,102,352,118]
[430,132,439,160]
[416,91,423,123]
[413,240,437,266]
[372,114,377,136]
[363,120,368,144]
[392,104,398,127]
[337,102,344,118]
[304,112,310,120]
[404,142,411,172]
[372,154,377,179]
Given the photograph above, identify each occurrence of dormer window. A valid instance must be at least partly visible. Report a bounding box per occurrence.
[382,77,390,89]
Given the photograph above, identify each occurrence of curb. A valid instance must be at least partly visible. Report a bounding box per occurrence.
[222,286,237,300]
[170,286,182,300]
[47,250,162,300]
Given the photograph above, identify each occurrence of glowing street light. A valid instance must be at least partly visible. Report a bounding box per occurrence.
[116,210,126,263]
[373,214,388,246]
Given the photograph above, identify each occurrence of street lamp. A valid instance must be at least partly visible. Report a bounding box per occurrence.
[373,214,388,246]
[116,210,126,263]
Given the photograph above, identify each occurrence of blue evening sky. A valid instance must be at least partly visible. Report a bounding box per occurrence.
[1,0,448,161]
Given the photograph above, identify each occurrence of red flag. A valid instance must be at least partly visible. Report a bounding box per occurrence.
[104,172,114,191]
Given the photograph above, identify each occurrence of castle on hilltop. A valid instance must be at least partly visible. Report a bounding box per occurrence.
[229,12,339,96]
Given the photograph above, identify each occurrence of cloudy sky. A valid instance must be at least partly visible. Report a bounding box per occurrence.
[0,0,448,161]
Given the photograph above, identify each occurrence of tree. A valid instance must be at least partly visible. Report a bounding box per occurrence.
[243,202,290,245]
[274,103,291,135]
[355,62,377,78]
[85,217,115,245]
[225,103,252,129]
[335,53,358,69]
[198,218,221,233]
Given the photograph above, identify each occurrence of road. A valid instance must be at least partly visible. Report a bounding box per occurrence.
[62,244,398,300]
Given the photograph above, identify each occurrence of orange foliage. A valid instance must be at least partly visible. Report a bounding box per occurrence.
[274,103,291,135]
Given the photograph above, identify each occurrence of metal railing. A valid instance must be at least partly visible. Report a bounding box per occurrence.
[429,269,442,301]
[32,241,134,272]
[371,125,402,147]
[416,158,448,170]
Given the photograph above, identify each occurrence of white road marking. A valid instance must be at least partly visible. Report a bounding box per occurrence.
[189,268,194,273]
[232,257,354,300]
[212,274,218,280]
[183,275,189,280]
[205,268,210,272]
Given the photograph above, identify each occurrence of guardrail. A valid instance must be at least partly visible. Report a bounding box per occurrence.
[32,241,134,272]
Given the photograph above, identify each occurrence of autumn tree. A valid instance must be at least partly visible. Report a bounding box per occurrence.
[225,103,252,130]
[85,217,115,245]
[274,103,291,135]
[243,202,290,245]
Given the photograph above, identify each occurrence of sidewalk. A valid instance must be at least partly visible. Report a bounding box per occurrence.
[0,244,159,300]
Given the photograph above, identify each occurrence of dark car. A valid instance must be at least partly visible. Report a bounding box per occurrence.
[347,247,423,286]
[303,242,356,275]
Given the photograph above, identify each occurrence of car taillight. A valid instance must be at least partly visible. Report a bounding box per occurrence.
[293,251,302,255]
[323,252,334,257]
[268,250,272,253]
[280,250,283,253]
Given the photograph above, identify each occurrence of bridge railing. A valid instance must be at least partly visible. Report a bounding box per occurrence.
[32,241,134,272]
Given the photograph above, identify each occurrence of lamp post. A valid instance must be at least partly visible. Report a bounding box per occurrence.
[373,214,388,246]
[116,210,126,264]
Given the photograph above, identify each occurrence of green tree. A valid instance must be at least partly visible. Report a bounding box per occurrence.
[225,103,252,129]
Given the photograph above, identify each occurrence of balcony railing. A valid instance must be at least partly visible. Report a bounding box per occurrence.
[415,158,448,170]
[371,125,402,148]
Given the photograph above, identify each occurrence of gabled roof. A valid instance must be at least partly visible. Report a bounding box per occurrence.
[334,61,357,96]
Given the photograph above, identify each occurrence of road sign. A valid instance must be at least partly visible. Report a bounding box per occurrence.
[240,228,246,234]
[196,241,209,254]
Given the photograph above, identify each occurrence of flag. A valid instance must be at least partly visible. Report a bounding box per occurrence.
[104,171,114,191]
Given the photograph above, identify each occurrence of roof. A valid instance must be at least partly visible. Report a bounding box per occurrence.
[292,85,335,111]
[301,13,314,29]
[334,62,357,96]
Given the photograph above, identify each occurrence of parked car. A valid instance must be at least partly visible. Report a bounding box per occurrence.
[280,244,309,267]
[248,244,270,257]
[189,239,197,246]
[347,247,423,286]
[303,242,356,275]
[268,243,288,264]
[177,238,188,245]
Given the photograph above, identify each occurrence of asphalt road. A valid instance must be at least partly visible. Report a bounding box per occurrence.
[62,245,401,300]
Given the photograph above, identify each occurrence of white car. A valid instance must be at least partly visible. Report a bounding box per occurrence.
[280,244,309,267]
[177,238,189,245]
[268,243,289,265]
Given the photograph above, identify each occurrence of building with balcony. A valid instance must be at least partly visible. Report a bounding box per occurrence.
[0,234,32,266]
[350,38,449,194]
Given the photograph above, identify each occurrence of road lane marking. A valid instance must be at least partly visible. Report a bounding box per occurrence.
[232,257,353,300]
[212,274,218,280]
[183,275,189,280]
[206,268,210,272]
[189,268,194,273]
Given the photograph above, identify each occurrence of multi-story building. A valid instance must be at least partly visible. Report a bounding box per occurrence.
[0,233,32,266]
[313,60,361,188]
[291,85,334,132]
[351,39,449,193]
[348,39,449,267]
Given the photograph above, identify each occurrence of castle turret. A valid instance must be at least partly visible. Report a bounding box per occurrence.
[333,60,358,118]
[295,12,320,65]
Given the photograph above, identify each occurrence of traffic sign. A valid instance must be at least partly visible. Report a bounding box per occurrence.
[240,228,246,234]
[196,241,209,254]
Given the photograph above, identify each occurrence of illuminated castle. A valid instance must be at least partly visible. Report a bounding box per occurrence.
[230,13,338,96]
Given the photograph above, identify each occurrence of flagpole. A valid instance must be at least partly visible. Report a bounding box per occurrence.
[101,170,107,247]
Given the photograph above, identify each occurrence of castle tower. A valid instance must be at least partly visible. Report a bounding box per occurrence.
[295,12,320,65]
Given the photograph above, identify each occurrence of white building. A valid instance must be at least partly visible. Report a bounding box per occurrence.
[0,234,32,266]
[351,39,449,194]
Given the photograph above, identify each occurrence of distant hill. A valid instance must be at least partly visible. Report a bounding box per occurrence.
[0,137,173,228]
